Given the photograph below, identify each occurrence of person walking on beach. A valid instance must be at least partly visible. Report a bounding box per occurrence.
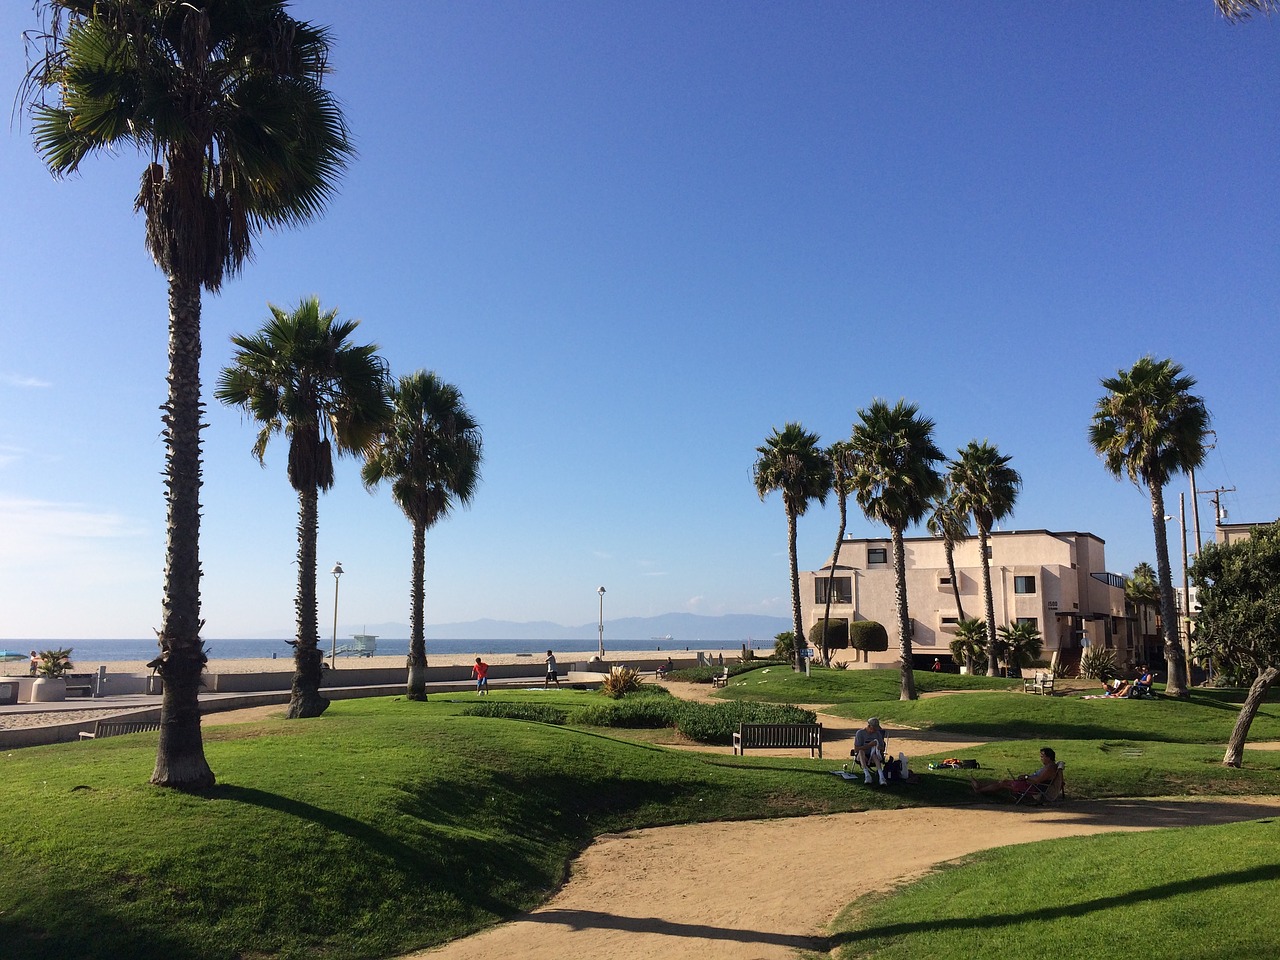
[472,657,490,695]
[29,650,39,677]
[545,650,559,688]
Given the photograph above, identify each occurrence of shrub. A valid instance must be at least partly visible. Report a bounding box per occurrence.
[808,618,848,650]
[674,701,817,745]
[1079,647,1117,680]
[848,621,889,652]
[36,648,74,679]
[460,702,567,724]
[571,697,680,729]
[600,665,644,699]
[773,630,800,662]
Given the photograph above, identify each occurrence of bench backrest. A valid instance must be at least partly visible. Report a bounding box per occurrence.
[738,722,821,747]
[95,719,162,738]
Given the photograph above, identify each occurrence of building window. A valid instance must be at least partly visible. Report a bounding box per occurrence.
[868,548,888,565]
[815,577,852,604]
[984,545,992,560]
[940,616,959,631]
[1016,617,1038,630]
[939,576,952,586]
[1014,575,1036,594]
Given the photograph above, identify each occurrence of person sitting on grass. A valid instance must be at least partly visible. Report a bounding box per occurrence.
[1105,677,1132,698]
[853,717,888,786]
[971,747,1057,799]
[1130,664,1154,696]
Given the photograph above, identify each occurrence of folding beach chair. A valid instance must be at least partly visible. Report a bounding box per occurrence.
[1014,761,1066,806]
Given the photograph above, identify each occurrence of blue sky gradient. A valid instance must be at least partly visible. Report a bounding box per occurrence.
[1,2,1276,639]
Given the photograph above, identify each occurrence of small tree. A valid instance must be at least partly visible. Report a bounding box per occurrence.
[1190,521,1280,767]
[994,621,1043,678]
[848,620,889,653]
[37,648,74,679]
[773,631,800,663]
[808,618,848,665]
[949,617,986,675]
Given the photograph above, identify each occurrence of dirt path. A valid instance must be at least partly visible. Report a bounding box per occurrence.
[391,681,1280,958]
[411,797,1280,960]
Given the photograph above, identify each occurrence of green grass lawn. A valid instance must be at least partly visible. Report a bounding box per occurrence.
[2,677,1277,959]
[822,817,1280,960]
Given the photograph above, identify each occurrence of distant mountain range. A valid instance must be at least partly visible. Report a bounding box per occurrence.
[291,613,790,643]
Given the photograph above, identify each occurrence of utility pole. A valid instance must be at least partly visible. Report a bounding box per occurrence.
[1189,429,1217,557]
[1200,486,1236,528]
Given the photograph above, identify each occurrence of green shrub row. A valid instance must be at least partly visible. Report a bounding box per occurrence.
[460,702,567,724]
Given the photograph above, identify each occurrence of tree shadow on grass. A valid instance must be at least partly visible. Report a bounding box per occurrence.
[828,862,1280,949]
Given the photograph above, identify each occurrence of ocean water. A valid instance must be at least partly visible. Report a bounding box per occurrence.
[11,637,754,664]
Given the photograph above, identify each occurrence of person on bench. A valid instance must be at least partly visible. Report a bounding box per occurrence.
[853,717,888,786]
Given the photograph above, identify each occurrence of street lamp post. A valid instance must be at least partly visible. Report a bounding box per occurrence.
[330,562,344,669]
[597,586,606,660]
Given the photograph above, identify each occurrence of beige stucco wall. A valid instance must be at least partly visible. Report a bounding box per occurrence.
[802,529,1127,669]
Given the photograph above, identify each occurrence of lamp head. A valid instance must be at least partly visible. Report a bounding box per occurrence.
[332,562,344,578]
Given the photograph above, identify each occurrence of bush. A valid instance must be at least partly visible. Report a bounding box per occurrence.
[571,697,680,729]
[848,620,889,652]
[460,702,567,724]
[808,618,848,650]
[674,701,817,745]
[773,630,800,662]
[36,648,74,679]
[600,665,644,699]
[1079,647,1117,680]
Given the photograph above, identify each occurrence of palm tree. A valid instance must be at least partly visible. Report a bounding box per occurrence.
[818,440,857,666]
[848,400,945,700]
[949,617,987,675]
[995,620,1043,679]
[1090,356,1210,698]
[22,2,352,789]
[1215,0,1277,20]
[927,482,971,621]
[217,297,391,718]
[1126,561,1160,665]
[753,424,832,672]
[362,372,483,701]
[949,441,1022,677]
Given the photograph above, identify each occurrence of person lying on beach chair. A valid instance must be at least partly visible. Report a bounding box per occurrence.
[971,747,1059,800]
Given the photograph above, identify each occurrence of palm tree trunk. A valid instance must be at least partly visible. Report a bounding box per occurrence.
[892,528,918,700]
[1150,484,1189,697]
[406,518,428,701]
[979,525,999,676]
[1223,666,1280,767]
[821,492,848,667]
[787,506,805,673]
[150,275,215,790]
[945,539,966,620]
[288,484,330,718]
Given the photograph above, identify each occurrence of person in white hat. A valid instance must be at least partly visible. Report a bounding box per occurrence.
[852,717,888,785]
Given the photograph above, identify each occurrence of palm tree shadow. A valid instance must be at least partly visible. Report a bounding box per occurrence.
[829,863,1280,948]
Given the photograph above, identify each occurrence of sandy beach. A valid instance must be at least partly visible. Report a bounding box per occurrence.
[0,648,696,679]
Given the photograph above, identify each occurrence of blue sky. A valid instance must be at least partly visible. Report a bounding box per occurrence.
[1,2,1276,640]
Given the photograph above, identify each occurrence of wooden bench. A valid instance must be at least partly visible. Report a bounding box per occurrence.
[732,722,822,758]
[79,719,162,740]
[64,673,95,698]
[1023,674,1055,696]
[710,668,730,688]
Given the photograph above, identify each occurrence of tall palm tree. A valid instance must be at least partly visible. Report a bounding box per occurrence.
[753,424,832,672]
[1090,356,1210,698]
[217,297,391,718]
[848,400,945,700]
[23,1,352,790]
[1215,0,1277,20]
[818,440,857,666]
[362,372,483,701]
[949,440,1022,677]
[927,481,971,621]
